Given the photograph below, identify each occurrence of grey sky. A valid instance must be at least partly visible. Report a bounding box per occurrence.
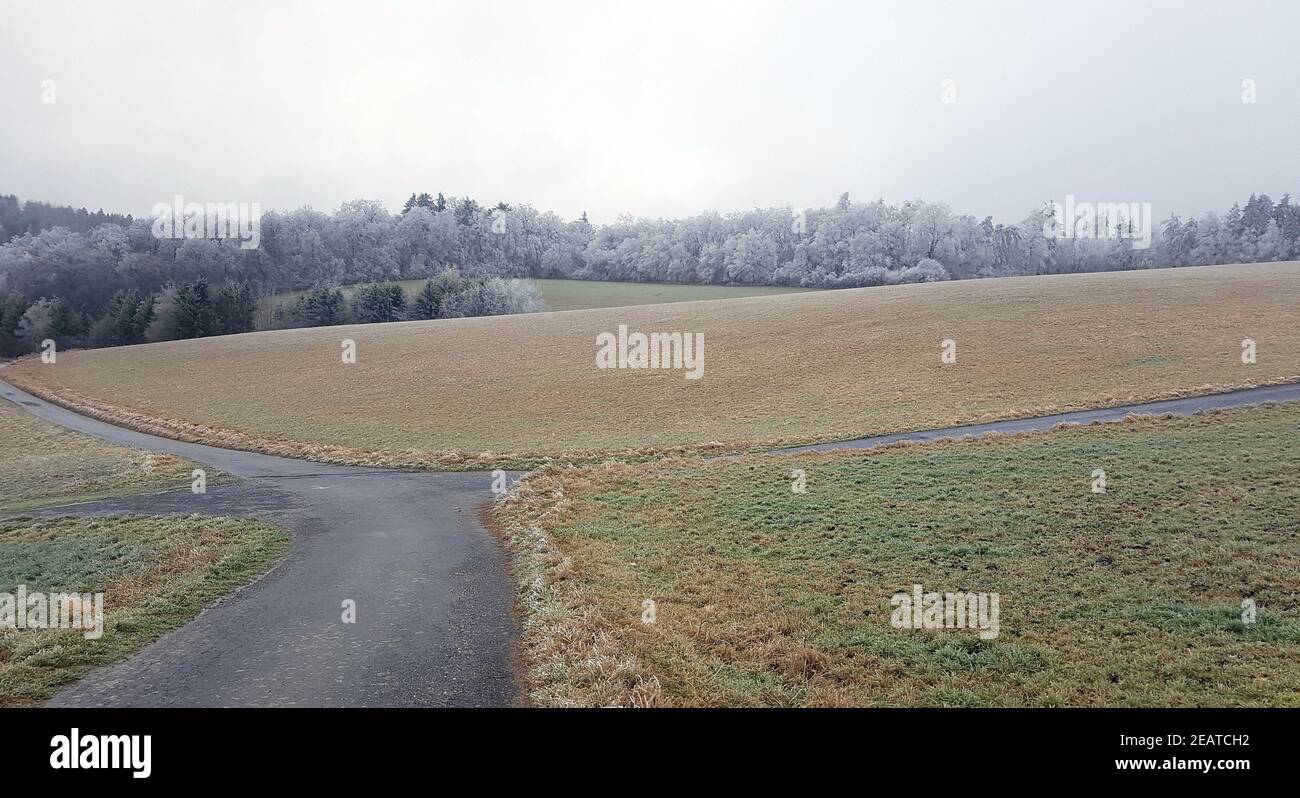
[1,0,1296,224]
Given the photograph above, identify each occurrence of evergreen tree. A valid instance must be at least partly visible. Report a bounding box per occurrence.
[90,289,152,346]
[132,292,156,338]
[47,297,88,340]
[1275,194,1299,243]
[172,280,217,339]
[215,281,257,334]
[385,282,406,314]
[454,198,481,225]
[0,293,30,356]
[352,282,406,323]
[410,272,463,319]
[294,287,347,326]
[1224,203,1245,236]
[1243,194,1274,235]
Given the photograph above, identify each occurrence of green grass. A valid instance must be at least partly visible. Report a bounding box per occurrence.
[494,403,1300,707]
[528,278,815,311]
[0,515,289,705]
[256,276,813,326]
[0,399,223,512]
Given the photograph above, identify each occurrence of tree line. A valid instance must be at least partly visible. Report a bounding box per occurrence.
[1,280,257,354]
[0,194,132,244]
[265,271,542,329]
[2,188,1298,356]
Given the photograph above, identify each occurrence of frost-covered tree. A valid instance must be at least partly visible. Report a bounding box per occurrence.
[3,188,1299,350]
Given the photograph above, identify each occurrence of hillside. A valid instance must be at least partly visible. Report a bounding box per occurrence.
[5,262,1299,469]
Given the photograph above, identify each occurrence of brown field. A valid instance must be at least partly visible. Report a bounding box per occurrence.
[5,262,1300,469]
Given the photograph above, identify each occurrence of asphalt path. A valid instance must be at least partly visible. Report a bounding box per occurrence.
[3,377,1298,706]
[777,382,1300,454]
[1,379,520,707]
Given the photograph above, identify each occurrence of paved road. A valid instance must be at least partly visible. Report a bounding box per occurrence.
[777,382,1300,454]
[3,377,1299,707]
[1,380,520,707]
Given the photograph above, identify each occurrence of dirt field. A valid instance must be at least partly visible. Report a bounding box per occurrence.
[492,404,1300,707]
[7,262,1300,469]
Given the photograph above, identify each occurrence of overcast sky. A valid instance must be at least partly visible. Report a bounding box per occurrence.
[1,0,1297,224]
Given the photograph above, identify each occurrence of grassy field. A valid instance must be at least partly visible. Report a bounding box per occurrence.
[0,393,280,706]
[7,262,1300,469]
[492,403,1300,707]
[529,278,815,311]
[0,399,220,512]
[0,515,289,705]
[256,277,813,325]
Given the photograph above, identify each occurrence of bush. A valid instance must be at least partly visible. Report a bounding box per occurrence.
[438,277,543,318]
[901,258,950,283]
[835,259,950,288]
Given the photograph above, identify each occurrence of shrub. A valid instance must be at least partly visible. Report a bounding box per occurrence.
[438,277,543,318]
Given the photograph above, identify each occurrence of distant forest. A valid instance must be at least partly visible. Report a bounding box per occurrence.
[2,189,1298,356]
[0,195,133,242]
